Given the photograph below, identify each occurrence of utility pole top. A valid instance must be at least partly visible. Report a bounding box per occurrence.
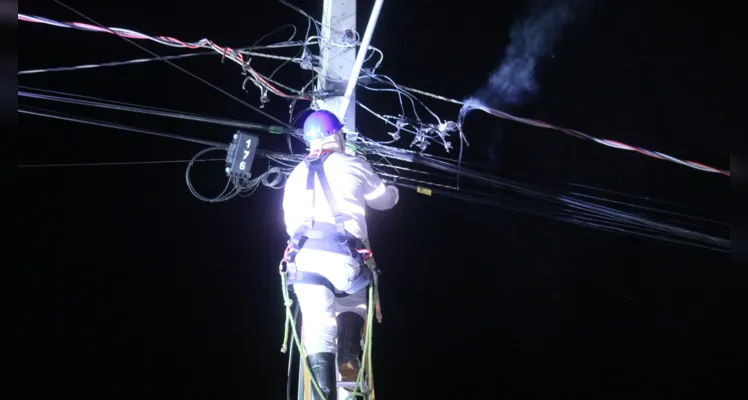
[316,0,358,146]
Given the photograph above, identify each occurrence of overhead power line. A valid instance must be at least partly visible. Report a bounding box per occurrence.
[18,47,302,76]
[18,86,729,224]
[18,52,217,75]
[21,8,306,101]
[18,158,224,168]
[20,10,729,176]
[19,104,729,252]
[45,1,300,128]
[458,100,730,176]
[18,107,226,148]
[17,6,731,253]
[19,89,298,136]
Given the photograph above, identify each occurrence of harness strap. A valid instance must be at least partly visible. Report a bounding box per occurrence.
[288,152,349,257]
[284,151,373,297]
[285,261,350,298]
[309,156,348,243]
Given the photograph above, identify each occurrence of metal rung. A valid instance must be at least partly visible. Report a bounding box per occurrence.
[337,381,368,389]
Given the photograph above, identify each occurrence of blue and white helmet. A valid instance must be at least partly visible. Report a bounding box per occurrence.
[303,110,344,142]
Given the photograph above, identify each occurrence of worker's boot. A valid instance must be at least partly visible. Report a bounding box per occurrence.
[336,312,365,387]
[307,352,337,400]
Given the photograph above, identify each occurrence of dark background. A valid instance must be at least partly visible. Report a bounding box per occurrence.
[17,1,739,398]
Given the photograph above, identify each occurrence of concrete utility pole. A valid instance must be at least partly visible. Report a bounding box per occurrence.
[316,0,358,144]
[316,0,384,147]
[297,2,386,398]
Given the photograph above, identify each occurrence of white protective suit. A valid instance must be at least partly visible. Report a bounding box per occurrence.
[282,151,399,355]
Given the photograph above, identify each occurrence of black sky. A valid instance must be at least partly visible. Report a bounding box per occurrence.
[17,1,740,398]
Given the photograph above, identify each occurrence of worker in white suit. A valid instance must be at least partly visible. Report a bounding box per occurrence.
[282,109,399,400]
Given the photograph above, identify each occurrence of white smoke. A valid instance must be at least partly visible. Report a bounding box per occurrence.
[461,0,586,122]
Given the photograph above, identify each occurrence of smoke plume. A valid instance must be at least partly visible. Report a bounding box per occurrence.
[460,0,585,123]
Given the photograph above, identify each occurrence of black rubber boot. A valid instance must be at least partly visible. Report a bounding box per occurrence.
[336,312,365,385]
[307,352,337,400]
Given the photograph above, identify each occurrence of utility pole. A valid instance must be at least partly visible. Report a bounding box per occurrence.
[316,0,384,148]
[316,0,358,144]
[296,2,386,398]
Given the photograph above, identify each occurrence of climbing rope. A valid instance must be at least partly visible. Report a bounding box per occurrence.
[279,260,379,400]
[278,266,325,399]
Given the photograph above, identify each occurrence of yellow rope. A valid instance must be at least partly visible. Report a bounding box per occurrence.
[279,267,326,400]
[347,284,375,399]
[279,261,378,400]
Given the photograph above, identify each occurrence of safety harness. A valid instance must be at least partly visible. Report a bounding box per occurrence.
[283,151,373,298]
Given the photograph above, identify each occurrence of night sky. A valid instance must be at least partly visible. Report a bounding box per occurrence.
[17,1,739,398]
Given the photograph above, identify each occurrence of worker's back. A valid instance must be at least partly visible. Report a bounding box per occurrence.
[282,151,397,243]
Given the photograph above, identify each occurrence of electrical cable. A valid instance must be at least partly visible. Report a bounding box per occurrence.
[279,0,322,32]
[27,84,708,242]
[18,149,725,252]
[567,192,727,231]
[232,165,286,199]
[343,59,729,177]
[413,150,727,220]
[248,23,304,84]
[184,148,285,203]
[19,41,306,76]
[250,24,298,52]
[18,152,725,252]
[366,142,729,250]
[17,151,728,253]
[19,105,244,203]
[412,178,721,250]
[185,147,239,203]
[390,180,729,253]
[459,99,729,176]
[18,52,217,75]
[19,106,288,202]
[19,88,299,137]
[19,85,299,136]
[360,71,443,127]
[19,10,306,100]
[21,8,726,176]
[384,82,729,176]
[19,107,226,148]
[18,158,224,168]
[19,104,728,250]
[40,3,304,126]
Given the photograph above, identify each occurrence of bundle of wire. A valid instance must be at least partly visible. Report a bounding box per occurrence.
[18,7,729,252]
[18,11,729,176]
[18,83,729,251]
[183,137,730,252]
[185,147,286,203]
[458,98,730,176]
[358,141,729,252]
[17,13,306,100]
[18,101,728,253]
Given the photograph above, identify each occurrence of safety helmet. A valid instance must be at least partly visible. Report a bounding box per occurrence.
[303,110,344,142]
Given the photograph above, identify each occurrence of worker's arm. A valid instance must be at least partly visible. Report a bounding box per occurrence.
[359,159,399,210]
